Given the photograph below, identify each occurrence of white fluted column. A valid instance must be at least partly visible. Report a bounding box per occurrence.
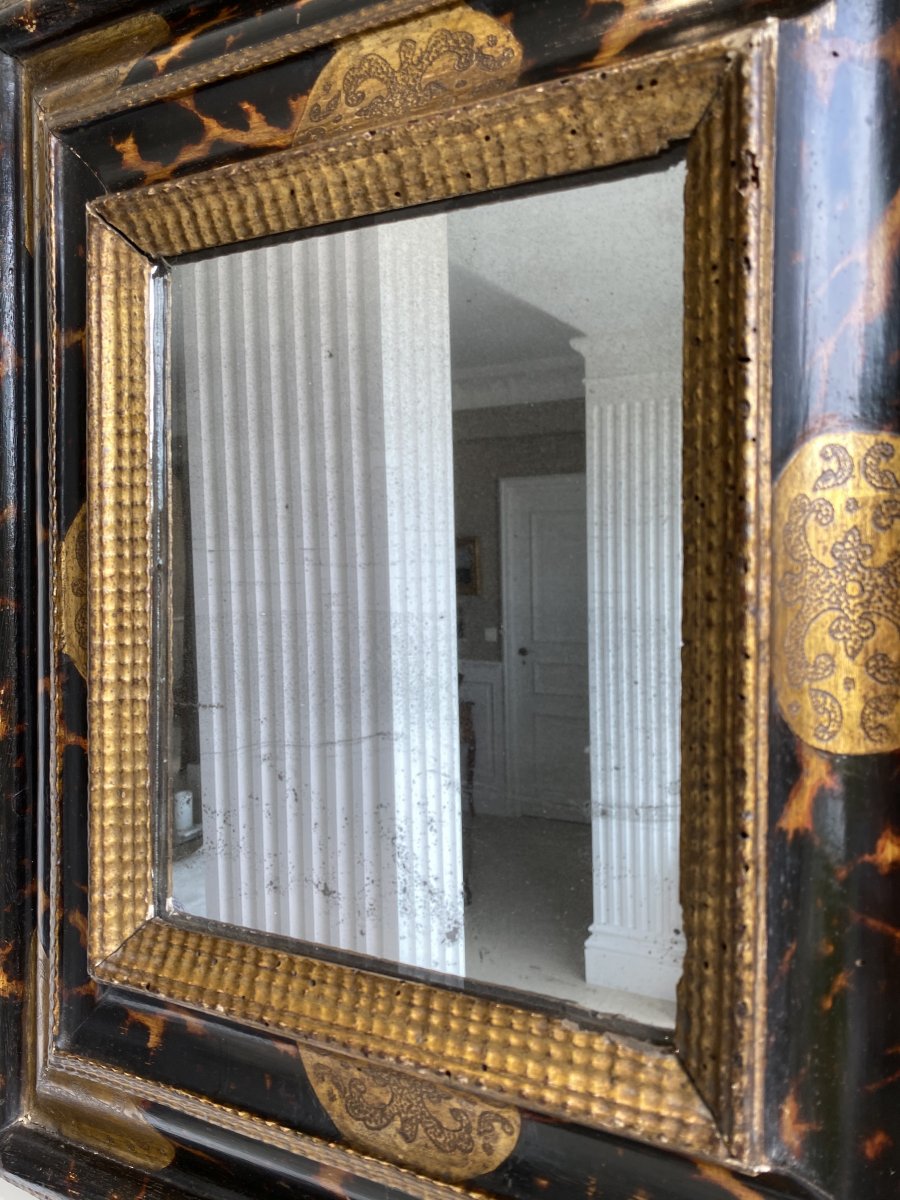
[176,215,463,973]
[574,337,684,1001]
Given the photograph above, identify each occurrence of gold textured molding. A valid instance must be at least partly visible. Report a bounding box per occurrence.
[38,928,500,1200]
[774,431,900,754]
[678,35,775,1159]
[86,215,155,965]
[49,1042,514,1200]
[299,1047,520,1181]
[97,917,725,1155]
[93,37,738,259]
[58,504,88,679]
[294,6,521,145]
[83,26,775,1170]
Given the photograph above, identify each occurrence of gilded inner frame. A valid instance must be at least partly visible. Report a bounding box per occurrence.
[85,23,774,1170]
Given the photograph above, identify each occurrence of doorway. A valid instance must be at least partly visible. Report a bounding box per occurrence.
[500,473,590,822]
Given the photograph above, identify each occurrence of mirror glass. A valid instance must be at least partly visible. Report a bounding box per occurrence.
[166,161,685,1027]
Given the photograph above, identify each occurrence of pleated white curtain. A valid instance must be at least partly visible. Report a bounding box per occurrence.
[173,215,464,974]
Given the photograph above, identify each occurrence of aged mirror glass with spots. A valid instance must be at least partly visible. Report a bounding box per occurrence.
[165,161,686,1027]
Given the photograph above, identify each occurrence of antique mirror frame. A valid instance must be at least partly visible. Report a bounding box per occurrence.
[90,15,774,1168]
[1,2,896,1199]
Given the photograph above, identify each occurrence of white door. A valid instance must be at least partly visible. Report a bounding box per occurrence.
[501,474,590,822]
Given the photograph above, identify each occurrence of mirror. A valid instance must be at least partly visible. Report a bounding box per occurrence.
[166,161,686,1028]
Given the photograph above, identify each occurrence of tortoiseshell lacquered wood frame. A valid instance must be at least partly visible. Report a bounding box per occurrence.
[0,3,897,1200]
[86,14,774,1170]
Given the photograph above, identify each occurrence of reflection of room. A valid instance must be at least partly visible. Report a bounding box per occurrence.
[447,173,684,1023]
[171,160,686,1027]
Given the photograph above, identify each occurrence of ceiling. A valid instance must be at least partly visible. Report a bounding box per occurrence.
[447,158,685,405]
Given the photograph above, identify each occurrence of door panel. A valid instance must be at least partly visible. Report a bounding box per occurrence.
[502,474,590,821]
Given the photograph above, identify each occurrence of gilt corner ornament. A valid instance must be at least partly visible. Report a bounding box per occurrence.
[773,431,900,754]
[299,1046,520,1182]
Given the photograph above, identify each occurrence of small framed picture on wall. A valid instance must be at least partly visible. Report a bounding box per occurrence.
[455,537,481,596]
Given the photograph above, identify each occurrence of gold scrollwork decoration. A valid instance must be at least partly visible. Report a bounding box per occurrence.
[294,5,521,145]
[299,1046,520,1182]
[59,503,88,679]
[774,432,900,754]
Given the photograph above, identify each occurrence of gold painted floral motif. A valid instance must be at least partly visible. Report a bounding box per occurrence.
[299,1046,519,1181]
[294,6,521,145]
[774,432,900,753]
[59,504,88,679]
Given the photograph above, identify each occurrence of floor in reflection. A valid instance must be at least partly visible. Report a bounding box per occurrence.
[465,816,675,1027]
[172,815,675,1029]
